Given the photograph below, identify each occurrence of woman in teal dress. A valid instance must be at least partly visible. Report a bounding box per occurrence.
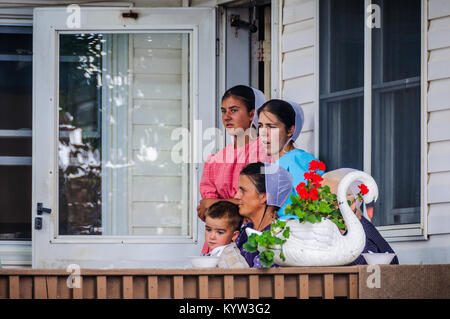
[255,99,324,219]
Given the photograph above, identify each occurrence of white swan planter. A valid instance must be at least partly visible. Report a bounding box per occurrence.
[246,170,379,266]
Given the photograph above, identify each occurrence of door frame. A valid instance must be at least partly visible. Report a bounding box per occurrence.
[32,7,216,268]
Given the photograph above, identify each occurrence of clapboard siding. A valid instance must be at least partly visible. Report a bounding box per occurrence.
[282,18,315,53]
[294,130,314,153]
[132,125,180,151]
[428,47,450,81]
[427,109,450,142]
[130,34,187,235]
[283,74,315,104]
[428,15,450,50]
[132,100,182,125]
[283,0,315,25]
[132,176,182,202]
[427,1,450,237]
[132,150,182,176]
[428,0,450,20]
[299,102,315,132]
[428,171,450,204]
[428,203,450,235]
[427,78,450,112]
[281,0,317,155]
[428,140,450,173]
[282,47,314,80]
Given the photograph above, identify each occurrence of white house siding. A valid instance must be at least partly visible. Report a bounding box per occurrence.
[130,33,188,236]
[387,0,450,264]
[280,0,317,154]
[425,0,450,240]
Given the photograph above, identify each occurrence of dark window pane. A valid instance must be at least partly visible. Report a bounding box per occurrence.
[328,0,364,92]
[59,34,102,236]
[319,96,364,171]
[0,138,31,156]
[0,166,31,240]
[371,86,421,226]
[382,0,421,82]
[392,88,421,210]
[0,30,32,55]
[0,61,32,129]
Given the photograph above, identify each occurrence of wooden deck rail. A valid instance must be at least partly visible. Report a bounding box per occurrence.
[0,267,359,299]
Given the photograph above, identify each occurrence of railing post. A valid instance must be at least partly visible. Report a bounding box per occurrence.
[96,276,107,299]
[9,276,20,299]
[298,274,309,299]
[323,274,334,299]
[224,275,234,299]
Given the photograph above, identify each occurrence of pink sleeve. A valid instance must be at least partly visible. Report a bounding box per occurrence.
[199,156,220,199]
[201,241,211,255]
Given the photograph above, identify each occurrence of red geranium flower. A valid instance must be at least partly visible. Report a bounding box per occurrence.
[318,161,326,171]
[358,184,369,195]
[309,188,319,201]
[298,187,310,200]
[295,182,306,195]
[308,160,326,172]
[308,160,320,171]
[311,173,323,183]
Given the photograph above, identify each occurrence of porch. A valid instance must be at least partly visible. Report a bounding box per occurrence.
[0,264,448,299]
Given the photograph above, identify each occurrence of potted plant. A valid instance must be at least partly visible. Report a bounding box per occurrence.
[244,160,375,267]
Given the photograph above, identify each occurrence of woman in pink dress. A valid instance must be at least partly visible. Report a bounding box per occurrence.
[198,85,270,255]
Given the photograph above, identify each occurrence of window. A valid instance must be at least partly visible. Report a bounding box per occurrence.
[0,26,32,240]
[319,0,422,228]
[58,32,190,236]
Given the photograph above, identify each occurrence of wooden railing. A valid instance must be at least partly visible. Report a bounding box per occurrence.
[0,267,359,299]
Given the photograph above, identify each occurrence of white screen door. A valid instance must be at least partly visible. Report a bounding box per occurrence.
[32,7,215,268]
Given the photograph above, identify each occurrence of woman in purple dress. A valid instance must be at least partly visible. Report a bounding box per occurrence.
[233,162,293,268]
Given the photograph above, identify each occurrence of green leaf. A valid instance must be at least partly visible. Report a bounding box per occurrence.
[259,250,274,268]
[318,201,333,213]
[282,227,290,239]
[279,250,286,262]
[243,233,258,253]
[306,214,317,223]
[337,221,346,230]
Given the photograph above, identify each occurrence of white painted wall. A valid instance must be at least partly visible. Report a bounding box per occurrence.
[280,0,317,155]
[130,33,189,236]
[405,0,450,263]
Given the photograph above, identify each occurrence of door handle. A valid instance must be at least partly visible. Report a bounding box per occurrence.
[37,203,52,215]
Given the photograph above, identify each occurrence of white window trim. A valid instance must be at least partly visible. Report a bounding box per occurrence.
[50,27,200,245]
[271,0,281,99]
[314,0,429,242]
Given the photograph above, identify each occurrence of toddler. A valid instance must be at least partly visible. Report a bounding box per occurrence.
[203,201,249,268]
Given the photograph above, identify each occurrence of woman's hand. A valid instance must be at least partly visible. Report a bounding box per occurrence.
[197,198,219,221]
[197,198,241,221]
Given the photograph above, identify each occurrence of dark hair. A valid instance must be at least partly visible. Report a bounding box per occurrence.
[240,162,266,194]
[222,85,255,113]
[257,99,295,133]
[205,201,243,232]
